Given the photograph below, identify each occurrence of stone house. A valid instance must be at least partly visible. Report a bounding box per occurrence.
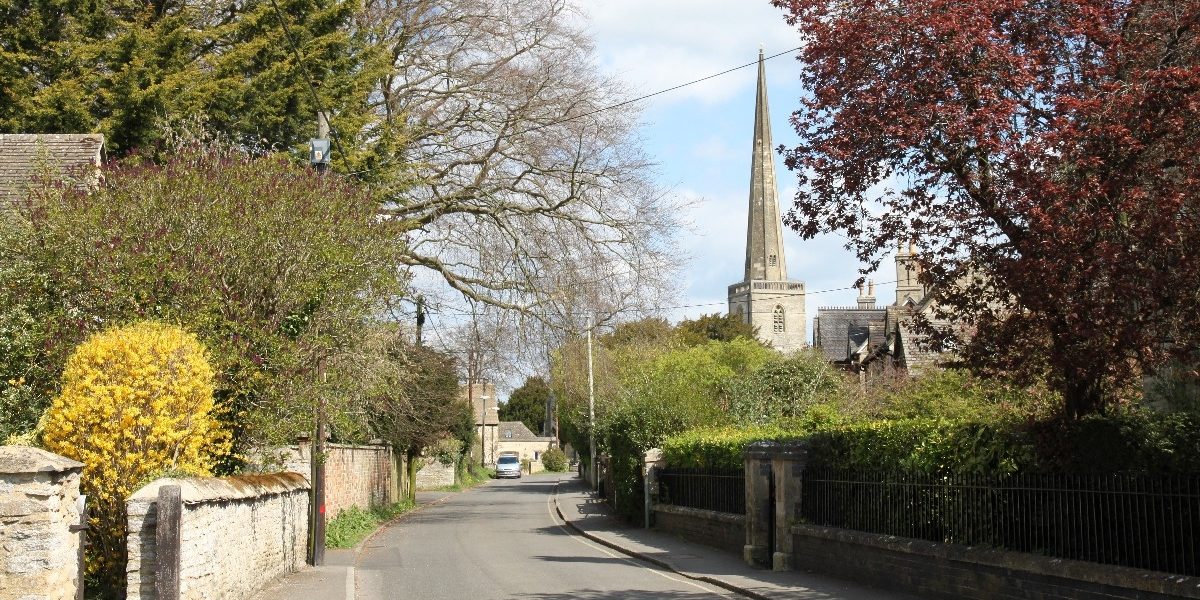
[812,244,945,375]
[494,421,555,466]
[0,133,104,209]
[464,380,500,464]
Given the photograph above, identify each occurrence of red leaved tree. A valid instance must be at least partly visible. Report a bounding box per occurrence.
[774,0,1200,417]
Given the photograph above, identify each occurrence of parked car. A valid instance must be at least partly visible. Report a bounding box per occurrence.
[496,454,522,478]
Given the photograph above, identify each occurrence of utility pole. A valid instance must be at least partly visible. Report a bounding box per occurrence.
[307,113,329,566]
[415,295,426,347]
[586,315,596,489]
[310,112,330,174]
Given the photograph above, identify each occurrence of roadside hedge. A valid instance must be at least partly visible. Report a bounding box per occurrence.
[662,411,1200,475]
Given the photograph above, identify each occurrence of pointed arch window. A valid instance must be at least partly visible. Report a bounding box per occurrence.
[773,305,785,333]
[768,254,778,267]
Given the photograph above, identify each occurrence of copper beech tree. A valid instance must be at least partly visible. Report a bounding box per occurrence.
[774,0,1200,416]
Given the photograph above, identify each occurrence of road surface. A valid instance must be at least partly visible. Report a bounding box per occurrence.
[354,473,736,599]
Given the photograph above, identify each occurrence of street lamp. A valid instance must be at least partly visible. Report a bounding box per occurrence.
[586,316,596,490]
[479,396,498,467]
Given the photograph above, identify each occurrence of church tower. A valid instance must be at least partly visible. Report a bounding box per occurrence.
[727,50,806,352]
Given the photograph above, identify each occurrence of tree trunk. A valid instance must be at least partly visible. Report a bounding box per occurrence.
[1063,369,1104,420]
[406,447,420,503]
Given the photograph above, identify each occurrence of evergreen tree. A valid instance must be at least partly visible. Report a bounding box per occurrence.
[0,0,382,157]
[501,376,551,436]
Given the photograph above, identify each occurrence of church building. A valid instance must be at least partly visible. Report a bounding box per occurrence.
[724,54,942,372]
[812,244,941,373]
[727,50,806,353]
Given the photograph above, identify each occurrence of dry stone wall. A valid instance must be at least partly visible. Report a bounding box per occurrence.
[126,473,308,600]
[415,460,455,489]
[0,447,83,600]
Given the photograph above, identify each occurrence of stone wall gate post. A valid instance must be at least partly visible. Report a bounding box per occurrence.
[770,441,808,571]
[643,449,665,529]
[0,446,85,600]
[155,485,182,600]
[743,442,775,567]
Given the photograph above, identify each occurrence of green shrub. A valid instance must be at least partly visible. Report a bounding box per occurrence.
[868,369,1058,421]
[805,418,1036,475]
[542,447,568,472]
[662,424,807,469]
[723,351,847,424]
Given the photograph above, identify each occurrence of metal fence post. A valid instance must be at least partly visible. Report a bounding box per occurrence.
[155,485,182,600]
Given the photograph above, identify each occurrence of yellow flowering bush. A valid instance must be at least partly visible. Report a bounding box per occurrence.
[42,321,230,596]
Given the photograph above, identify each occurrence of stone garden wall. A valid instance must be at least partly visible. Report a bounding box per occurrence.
[0,447,84,600]
[126,473,309,600]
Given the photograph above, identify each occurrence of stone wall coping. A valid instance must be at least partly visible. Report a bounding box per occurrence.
[130,472,310,505]
[743,440,809,460]
[792,523,1200,599]
[654,504,746,525]
[0,445,84,474]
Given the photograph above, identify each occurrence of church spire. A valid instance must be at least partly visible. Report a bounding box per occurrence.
[727,49,806,353]
[744,49,788,282]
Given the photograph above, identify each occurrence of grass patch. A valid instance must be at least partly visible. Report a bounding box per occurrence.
[325,500,416,549]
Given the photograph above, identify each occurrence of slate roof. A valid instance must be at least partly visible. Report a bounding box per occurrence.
[498,421,550,441]
[812,307,887,362]
[0,134,104,208]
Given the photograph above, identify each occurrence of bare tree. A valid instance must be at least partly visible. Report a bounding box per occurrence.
[355,0,684,318]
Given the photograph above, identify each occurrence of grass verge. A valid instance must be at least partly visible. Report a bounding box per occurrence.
[325,500,416,549]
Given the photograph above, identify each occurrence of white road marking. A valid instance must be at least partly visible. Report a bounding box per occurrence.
[545,488,735,598]
[346,566,355,600]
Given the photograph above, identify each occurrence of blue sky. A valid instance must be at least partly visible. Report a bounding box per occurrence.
[579,0,900,333]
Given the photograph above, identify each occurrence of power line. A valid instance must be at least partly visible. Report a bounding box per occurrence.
[267,0,350,172]
[357,46,803,174]
[417,279,900,318]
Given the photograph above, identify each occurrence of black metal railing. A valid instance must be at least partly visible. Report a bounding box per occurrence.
[800,468,1200,576]
[655,468,746,515]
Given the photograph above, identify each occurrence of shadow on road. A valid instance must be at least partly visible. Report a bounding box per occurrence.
[519,589,728,599]
[531,554,629,565]
[477,478,562,495]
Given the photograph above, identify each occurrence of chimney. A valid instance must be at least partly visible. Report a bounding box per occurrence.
[858,279,876,309]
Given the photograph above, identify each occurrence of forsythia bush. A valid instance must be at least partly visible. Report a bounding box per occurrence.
[42,321,230,597]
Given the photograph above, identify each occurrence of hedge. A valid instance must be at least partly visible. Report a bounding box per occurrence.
[662,411,1200,476]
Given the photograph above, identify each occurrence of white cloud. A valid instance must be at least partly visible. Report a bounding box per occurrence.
[576,0,802,105]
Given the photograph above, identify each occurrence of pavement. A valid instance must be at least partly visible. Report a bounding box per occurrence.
[254,477,912,600]
[251,491,455,600]
[551,476,915,600]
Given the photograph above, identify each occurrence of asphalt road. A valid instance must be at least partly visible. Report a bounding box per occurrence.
[354,473,737,600]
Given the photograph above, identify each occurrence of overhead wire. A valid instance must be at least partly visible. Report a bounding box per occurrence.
[412,46,805,163]
[272,31,801,176]
[413,279,901,318]
[266,0,351,172]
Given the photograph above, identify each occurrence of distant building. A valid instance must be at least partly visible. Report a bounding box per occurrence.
[813,245,943,374]
[0,134,104,209]
[464,380,499,464]
[494,421,555,468]
[727,51,806,352]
